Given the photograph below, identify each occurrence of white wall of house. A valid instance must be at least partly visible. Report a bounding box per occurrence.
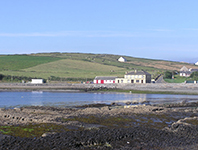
[94,79,115,84]
[104,80,115,83]
[115,78,145,84]
[31,79,43,84]
[115,72,151,84]
[180,73,190,77]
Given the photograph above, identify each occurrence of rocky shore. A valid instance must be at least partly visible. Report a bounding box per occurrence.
[0,102,198,149]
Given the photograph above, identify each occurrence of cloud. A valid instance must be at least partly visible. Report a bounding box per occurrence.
[183,28,198,31]
[148,29,174,32]
[0,31,138,37]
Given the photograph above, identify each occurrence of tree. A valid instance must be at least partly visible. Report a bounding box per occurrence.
[0,74,4,80]
[190,71,198,80]
[164,71,172,79]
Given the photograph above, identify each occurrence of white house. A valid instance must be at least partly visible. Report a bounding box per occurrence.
[31,79,44,84]
[180,66,198,77]
[115,70,151,84]
[118,57,127,62]
[180,66,191,77]
[94,76,117,84]
[195,61,198,65]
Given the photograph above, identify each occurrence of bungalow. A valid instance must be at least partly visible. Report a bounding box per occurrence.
[180,66,198,77]
[180,71,192,77]
[115,70,151,84]
[93,76,117,84]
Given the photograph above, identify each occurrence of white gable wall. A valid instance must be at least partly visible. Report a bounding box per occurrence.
[118,57,126,62]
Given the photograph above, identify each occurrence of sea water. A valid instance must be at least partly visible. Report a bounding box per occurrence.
[0,91,197,108]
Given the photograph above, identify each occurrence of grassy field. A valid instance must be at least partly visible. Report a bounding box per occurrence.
[22,59,126,78]
[0,55,62,71]
[0,53,197,81]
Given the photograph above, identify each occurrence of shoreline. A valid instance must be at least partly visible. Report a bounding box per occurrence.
[0,82,198,95]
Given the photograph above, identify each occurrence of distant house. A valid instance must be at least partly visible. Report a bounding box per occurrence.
[180,71,191,77]
[93,76,117,84]
[31,79,44,84]
[195,62,198,66]
[180,66,188,72]
[118,57,127,62]
[180,66,191,77]
[180,66,198,77]
[115,70,151,84]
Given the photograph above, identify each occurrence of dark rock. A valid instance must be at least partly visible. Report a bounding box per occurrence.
[152,108,164,112]
[141,101,150,104]
[1,126,198,149]
[125,102,132,105]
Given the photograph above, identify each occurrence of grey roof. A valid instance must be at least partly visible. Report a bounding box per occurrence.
[180,71,192,74]
[191,69,198,72]
[126,70,151,75]
[94,76,117,80]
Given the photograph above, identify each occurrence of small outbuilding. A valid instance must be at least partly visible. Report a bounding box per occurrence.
[31,79,44,84]
[118,57,127,62]
[93,76,117,84]
[195,61,198,66]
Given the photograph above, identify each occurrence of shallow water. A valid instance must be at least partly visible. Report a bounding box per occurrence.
[0,91,198,108]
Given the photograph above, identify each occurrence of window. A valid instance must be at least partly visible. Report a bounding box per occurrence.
[121,80,123,83]
[131,80,134,83]
[136,80,139,83]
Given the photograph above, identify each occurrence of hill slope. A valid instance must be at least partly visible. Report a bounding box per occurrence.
[0,53,197,81]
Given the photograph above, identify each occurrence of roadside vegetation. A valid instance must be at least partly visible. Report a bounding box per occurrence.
[163,70,198,83]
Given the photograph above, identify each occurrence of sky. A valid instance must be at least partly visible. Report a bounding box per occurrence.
[0,0,198,62]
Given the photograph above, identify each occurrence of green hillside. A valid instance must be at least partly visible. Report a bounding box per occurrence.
[22,59,126,78]
[0,55,61,70]
[0,53,197,82]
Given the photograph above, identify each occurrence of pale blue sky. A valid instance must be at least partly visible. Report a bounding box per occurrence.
[0,0,198,62]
